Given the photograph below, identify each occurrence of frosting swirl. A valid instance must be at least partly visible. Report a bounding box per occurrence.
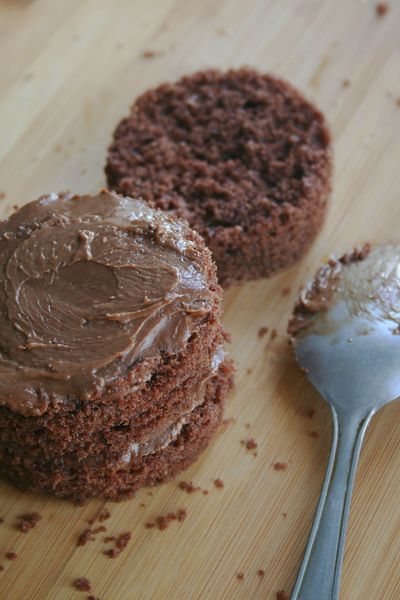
[0,191,213,416]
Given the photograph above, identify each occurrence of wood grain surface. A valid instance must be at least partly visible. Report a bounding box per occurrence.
[0,1,400,598]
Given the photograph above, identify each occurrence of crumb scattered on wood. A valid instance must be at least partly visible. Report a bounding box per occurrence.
[236,572,245,580]
[145,509,187,531]
[308,430,320,438]
[103,531,132,558]
[17,512,41,533]
[0,192,6,200]
[5,552,17,561]
[376,2,389,16]
[242,438,258,450]
[258,326,269,338]
[0,565,3,571]
[245,367,253,375]
[74,577,92,592]
[272,462,287,471]
[202,489,209,495]
[178,481,201,494]
[282,512,288,518]
[0,517,4,524]
[141,50,163,59]
[214,478,224,489]
[342,79,350,88]
[281,287,291,296]
[270,329,277,341]
[257,569,265,577]
[305,408,316,418]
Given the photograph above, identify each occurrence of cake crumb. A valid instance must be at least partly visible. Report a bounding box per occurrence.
[276,591,289,600]
[342,79,350,88]
[245,422,251,429]
[139,503,146,508]
[17,512,42,533]
[0,565,3,571]
[242,438,258,450]
[146,509,187,531]
[305,408,316,418]
[103,536,115,543]
[273,462,287,471]
[178,481,201,494]
[141,50,163,59]
[257,569,265,577]
[77,528,95,547]
[281,287,291,296]
[376,2,389,16]
[5,552,17,561]
[214,478,224,489]
[92,526,107,534]
[396,98,400,107]
[0,517,4,524]
[98,510,111,522]
[245,368,253,375]
[74,577,92,592]
[202,489,209,495]
[282,512,288,518]
[87,596,101,600]
[103,531,132,558]
[309,430,320,438]
[258,326,269,338]
[0,192,5,200]
[236,572,245,580]
[270,329,277,341]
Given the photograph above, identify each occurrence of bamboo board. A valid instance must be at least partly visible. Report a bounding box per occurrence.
[0,1,400,598]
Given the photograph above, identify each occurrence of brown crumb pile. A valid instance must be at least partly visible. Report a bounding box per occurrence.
[145,509,187,531]
[258,326,269,338]
[178,481,201,494]
[257,569,265,577]
[214,478,224,489]
[103,532,132,558]
[376,2,389,16]
[236,572,245,581]
[5,552,17,561]
[17,512,41,533]
[74,577,92,592]
[272,462,287,471]
[276,591,289,600]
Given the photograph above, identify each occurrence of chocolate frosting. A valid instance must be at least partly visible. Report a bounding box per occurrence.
[0,191,213,416]
[289,243,400,337]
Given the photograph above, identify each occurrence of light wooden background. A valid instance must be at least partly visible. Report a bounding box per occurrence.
[0,1,400,598]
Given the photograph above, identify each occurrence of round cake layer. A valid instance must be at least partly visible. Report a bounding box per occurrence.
[106,67,333,285]
[0,362,233,502]
[0,190,220,416]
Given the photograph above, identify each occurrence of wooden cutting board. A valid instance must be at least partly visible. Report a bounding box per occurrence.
[1,1,400,598]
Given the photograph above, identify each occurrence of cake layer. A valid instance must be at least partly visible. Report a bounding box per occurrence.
[0,363,233,502]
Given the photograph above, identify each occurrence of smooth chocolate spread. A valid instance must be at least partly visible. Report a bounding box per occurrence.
[289,243,400,337]
[0,191,213,416]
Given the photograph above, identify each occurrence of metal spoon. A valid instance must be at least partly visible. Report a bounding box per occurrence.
[288,243,400,600]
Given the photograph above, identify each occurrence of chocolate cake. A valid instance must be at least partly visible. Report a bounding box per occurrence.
[106,68,333,286]
[0,190,233,502]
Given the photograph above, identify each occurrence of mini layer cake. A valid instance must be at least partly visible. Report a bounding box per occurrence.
[0,190,233,502]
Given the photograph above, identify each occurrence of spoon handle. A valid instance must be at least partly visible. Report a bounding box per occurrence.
[290,407,375,600]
